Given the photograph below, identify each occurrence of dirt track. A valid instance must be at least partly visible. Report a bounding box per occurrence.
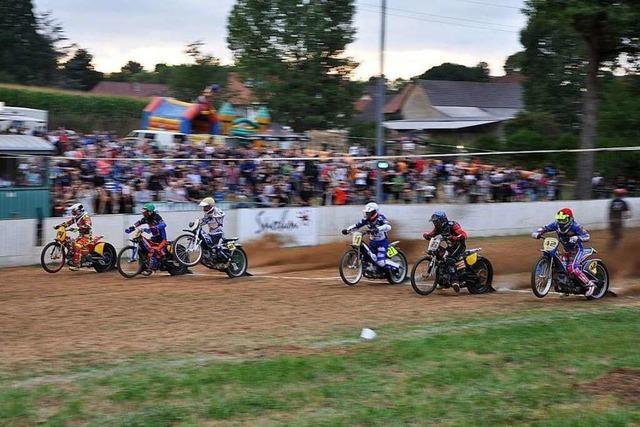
[1,230,639,372]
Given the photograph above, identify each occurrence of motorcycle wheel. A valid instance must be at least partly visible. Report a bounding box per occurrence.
[173,234,203,267]
[467,257,494,294]
[531,257,552,298]
[117,246,143,278]
[339,249,362,286]
[226,247,248,278]
[410,256,438,295]
[41,242,66,273]
[585,260,610,300]
[386,250,408,284]
[93,243,117,273]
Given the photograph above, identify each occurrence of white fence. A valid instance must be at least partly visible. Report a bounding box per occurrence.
[1,198,638,268]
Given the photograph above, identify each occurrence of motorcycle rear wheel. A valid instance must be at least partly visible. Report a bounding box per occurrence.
[584,260,609,300]
[410,256,438,295]
[226,247,248,278]
[386,250,408,284]
[467,257,494,294]
[531,257,552,298]
[93,243,117,273]
[339,249,362,286]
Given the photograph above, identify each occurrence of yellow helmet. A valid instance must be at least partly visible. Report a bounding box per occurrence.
[199,197,216,214]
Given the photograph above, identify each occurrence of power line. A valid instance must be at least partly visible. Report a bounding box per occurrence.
[358,6,519,34]
[360,2,520,29]
[449,0,522,10]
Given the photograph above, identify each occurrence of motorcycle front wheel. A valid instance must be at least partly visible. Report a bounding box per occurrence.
[339,249,362,286]
[531,257,552,298]
[41,242,66,273]
[410,256,438,295]
[173,234,203,267]
[117,246,143,278]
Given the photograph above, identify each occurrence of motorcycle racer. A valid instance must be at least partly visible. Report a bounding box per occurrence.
[422,211,468,292]
[54,203,92,269]
[125,203,168,269]
[198,197,225,249]
[532,208,596,297]
[341,202,400,270]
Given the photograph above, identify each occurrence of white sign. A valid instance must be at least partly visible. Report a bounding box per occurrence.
[239,207,318,246]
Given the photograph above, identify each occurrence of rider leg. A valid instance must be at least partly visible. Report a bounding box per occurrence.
[566,247,596,296]
[71,235,91,267]
[447,243,466,292]
[370,239,399,270]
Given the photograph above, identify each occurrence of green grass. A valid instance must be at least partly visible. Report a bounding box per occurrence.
[1,307,638,426]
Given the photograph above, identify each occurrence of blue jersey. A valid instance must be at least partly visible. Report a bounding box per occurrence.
[540,220,590,251]
[135,213,167,242]
[349,214,391,242]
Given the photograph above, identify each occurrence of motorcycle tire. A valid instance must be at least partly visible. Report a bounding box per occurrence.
[467,256,494,294]
[531,257,553,298]
[386,250,408,284]
[226,247,248,278]
[117,245,143,278]
[93,243,117,273]
[41,242,66,273]
[339,249,363,286]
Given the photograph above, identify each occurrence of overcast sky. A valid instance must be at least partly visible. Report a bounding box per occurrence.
[34,0,526,80]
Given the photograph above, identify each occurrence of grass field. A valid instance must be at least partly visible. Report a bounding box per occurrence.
[1,306,638,426]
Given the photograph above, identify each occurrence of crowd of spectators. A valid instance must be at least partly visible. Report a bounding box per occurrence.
[4,129,635,216]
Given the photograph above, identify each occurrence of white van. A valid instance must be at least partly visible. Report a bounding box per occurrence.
[127,130,187,150]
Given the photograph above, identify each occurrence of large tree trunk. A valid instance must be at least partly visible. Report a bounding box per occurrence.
[574,42,600,200]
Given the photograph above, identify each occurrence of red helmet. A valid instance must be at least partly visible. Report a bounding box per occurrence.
[555,208,574,233]
[614,188,627,196]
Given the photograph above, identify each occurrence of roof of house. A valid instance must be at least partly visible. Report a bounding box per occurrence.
[420,80,523,109]
[91,82,169,98]
[383,119,501,131]
[0,135,55,153]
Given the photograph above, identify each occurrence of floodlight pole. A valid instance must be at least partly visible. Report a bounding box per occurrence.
[375,0,387,203]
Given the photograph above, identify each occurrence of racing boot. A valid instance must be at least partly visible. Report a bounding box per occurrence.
[584,280,596,297]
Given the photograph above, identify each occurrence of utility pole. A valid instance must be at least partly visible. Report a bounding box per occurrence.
[375,0,386,202]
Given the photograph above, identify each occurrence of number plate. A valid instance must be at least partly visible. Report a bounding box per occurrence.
[352,232,362,246]
[387,246,399,258]
[56,228,65,241]
[227,241,236,250]
[427,236,442,251]
[543,238,559,251]
[589,260,598,274]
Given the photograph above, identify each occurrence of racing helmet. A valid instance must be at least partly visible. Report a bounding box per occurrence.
[363,202,379,222]
[430,211,448,230]
[555,208,574,233]
[69,203,84,220]
[142,202,156,218]
[199,197,216,214]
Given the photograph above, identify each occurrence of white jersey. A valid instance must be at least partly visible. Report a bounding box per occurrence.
[202,207,225,235]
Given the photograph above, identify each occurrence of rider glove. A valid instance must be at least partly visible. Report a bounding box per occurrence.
[125,226,135,234]
[569,236,579,244]
[341,229,348,235]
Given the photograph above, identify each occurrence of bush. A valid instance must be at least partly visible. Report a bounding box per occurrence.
[0,84,148,134]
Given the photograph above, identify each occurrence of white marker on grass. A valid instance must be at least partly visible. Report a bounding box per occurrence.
[360,328,377,340]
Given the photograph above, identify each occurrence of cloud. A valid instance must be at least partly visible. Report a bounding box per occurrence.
[34,0,526,78]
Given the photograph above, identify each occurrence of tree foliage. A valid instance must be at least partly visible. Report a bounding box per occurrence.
[227,0,359,131]
[521,0,640,197]
[0,0,62,85]
[60,47,103,90]
[416,62,490,82]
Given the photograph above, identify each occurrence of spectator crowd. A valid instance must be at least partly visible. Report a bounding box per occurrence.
[4,129,636,216]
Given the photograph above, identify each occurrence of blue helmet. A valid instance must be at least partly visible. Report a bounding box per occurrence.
[430,211,448,229]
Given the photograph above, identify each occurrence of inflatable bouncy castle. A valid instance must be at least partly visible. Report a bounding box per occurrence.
[141,97,220,134]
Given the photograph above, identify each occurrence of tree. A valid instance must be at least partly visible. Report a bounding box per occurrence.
[522,0,640,199]
[167,43,228,101]
[0,0,61,84]
[227,0,359,131]
[121,61,144,76]
[61,47,103,90]
[504,51,525,75]
[416,62,490,82]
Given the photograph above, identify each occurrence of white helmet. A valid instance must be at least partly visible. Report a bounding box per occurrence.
[69,203,84,219]
[199,197,216,214]
[363,202,379,221]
